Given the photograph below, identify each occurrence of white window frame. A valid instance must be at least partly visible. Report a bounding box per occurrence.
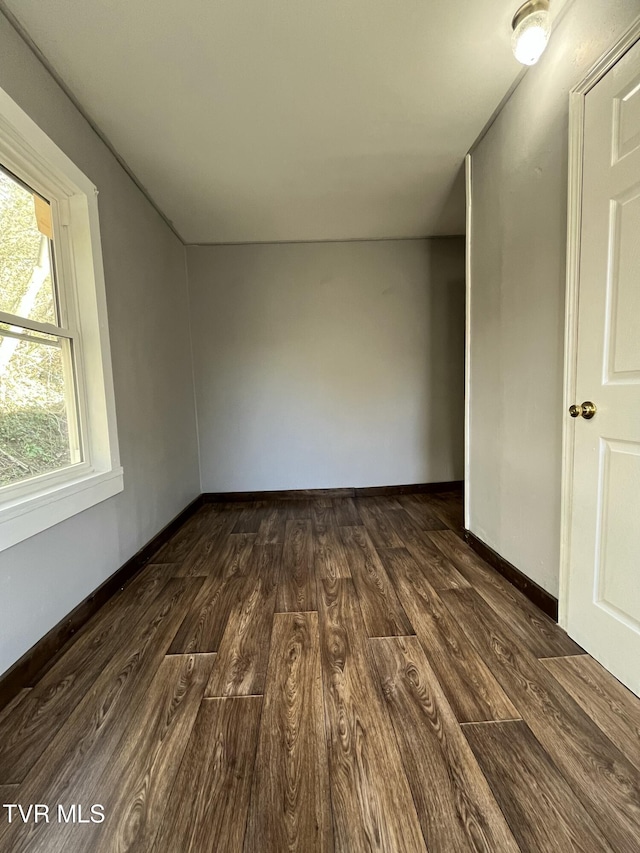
[0,86,123,552]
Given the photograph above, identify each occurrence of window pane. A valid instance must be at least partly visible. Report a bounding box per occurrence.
[0,332,80,487]
[0,167,57,326]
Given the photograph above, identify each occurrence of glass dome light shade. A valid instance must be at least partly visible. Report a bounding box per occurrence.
[512,6,550,66]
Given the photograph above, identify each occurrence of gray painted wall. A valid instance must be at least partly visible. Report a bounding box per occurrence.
[0,13,200,676]
[187,239,465,492]
[468,0,639,595]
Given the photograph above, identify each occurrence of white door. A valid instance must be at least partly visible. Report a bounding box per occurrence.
[567,37,640,697]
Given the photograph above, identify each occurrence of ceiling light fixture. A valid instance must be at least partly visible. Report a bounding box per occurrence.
[511,0,551,66]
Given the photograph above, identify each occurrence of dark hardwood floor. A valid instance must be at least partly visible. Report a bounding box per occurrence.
[1,490,640,852]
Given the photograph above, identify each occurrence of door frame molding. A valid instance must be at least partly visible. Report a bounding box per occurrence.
[464,153,472,532]
[558,16,640,628]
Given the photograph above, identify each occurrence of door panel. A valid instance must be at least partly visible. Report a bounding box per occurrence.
[605,184,640,378]
[595,439,640,626]
[614,73,640,161]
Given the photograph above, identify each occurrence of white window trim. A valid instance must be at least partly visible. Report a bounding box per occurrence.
[0,86,123,552]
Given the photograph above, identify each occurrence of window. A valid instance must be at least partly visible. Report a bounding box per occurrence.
[0,87,122,552]
[1,166,82,489]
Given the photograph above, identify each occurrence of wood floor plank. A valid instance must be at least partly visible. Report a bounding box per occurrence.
[0,567,177,783]
[173,510,238,576]
[0,783,18,804]
[314,496,334,507]
[143,562,183,577]
[542,655,640,773]
[168,533,256,653]
[332,497,361,527]
[286,499,313,520]
[421,491,464,534]
[0,689,30,728]
[357,503,405,549]
[443,587,640,853]
[232,501,269,534]
[206,502,245,530]
[256,505,287,544]
[396,495,449,531]
[317,577,427,852]
[378,548,518,722]
[371,636,518,853]
[151,506,216,563]
[312,503,351,580]
[388,513,469,590]
[229,503,258,534]
[245,612,333,853]
[277,519,316,612]
[152,697,262,853]
[387,507,449,547]
[206,544,281,696]
[3,654,214,853]
[464,720,615,853]
[0,579,204,853]
[339,526,414,637]
[93,653,215,853]
[151,522,201,565]
[429,530,584,658]
[355,495,404,513]
[310,500,335,529]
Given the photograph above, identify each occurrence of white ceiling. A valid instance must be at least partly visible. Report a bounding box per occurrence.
[5,0,534,243]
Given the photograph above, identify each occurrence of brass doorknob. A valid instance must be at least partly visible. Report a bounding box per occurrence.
[569,401,597,419]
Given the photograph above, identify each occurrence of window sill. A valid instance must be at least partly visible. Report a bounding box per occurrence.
[0,466,124,553]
